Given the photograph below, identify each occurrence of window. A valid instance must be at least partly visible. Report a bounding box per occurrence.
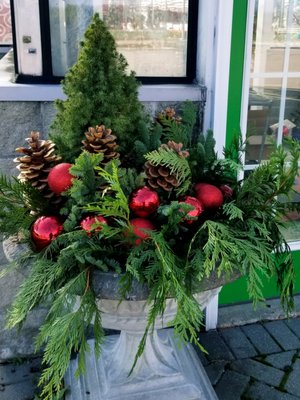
[10,0,198,83]
[0,0,12,55]
[243,0,300,242]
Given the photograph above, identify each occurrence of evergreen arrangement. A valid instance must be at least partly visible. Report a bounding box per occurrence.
[1,13,300,400]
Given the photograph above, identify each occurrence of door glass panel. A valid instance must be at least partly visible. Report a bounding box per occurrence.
[251,1,289,74]
[246,78,282,164]
[287,78,300,141]
[246,1,300,242]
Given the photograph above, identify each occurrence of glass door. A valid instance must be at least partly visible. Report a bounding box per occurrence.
[242,0,300,242]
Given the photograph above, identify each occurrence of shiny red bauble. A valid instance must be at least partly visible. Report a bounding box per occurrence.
[129,186,160,217]
[31,216,63,250]
[194,183,224,210]
[180,196,204,224]
[80,215,107,235]
[128,218,156,245]
[47,163,74,195]
[219,184,233,199]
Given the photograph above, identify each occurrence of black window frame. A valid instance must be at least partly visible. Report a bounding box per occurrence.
[10,0,199,84]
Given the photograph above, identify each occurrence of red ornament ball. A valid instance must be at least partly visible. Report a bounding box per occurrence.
[48,163,74,195]
[219,184,234,199]
[31,216,63,250]
[180,196,204,224]
[129,186,160,217]
[80,215,107,235]
[128,218,156,245]
[194,183,224,210]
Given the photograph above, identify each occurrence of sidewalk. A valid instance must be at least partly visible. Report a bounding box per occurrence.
[200,315,300,399]
[0,307,300,399]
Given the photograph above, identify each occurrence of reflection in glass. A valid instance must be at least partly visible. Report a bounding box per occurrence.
[49,0,188,77]
[286,78,300,141]
[246,78,282,164]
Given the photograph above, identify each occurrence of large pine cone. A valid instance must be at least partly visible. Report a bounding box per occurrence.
[82,125,119,163]
[14,131,62,200]
[156,107,182,127]
[144,141,189,192]
[144,161,179,191]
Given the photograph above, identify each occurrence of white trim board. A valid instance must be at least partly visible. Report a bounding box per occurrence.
[0,83,204,102]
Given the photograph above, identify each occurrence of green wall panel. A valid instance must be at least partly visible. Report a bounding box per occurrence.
[226,0,248,148]
[220,251,300,305]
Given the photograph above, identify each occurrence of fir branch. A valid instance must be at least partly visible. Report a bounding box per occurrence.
[0,175,46,237]
[161,119,189,147]
[117,167,145,197]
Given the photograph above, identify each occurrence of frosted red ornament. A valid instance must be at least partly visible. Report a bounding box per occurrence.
[129,186,160,217]
[128,218,155,245]
[179,196,204,224]
[194,183,224,210]
[80,215,107,235]
[31,215,63,250]
[47,163,74,195]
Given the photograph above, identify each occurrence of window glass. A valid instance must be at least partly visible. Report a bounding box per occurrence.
[49,0,189,77]
[246,0,300,241]
[0,0,12,46]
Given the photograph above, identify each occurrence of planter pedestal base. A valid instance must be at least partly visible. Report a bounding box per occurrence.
[65,328,217,400]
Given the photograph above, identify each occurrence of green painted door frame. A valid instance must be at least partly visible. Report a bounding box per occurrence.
[220,0,300,305]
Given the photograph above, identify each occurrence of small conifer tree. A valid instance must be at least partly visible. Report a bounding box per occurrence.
[50,13,147,162]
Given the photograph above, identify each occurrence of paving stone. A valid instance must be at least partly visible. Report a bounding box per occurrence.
[203,361,227,386]
[264,320,300,351]
[0,379,38,400]
[0,358,41,385]
[265,351,296,370]
[285,369,300,397]
[214,370,250,400]
[198,330,234,361]
[245,381,300,400]
[292,359,300,371]
[220,327,257,359]
[241,323,281,354]
[285,318,300,339]
[230,358,285,387]
[192,344,209,366]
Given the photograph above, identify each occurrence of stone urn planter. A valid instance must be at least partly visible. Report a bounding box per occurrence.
[64,270,240,400]
[3,237,238,400]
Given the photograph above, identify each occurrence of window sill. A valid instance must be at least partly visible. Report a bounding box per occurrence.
[286,241,300,252]
[0,80,203,102]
